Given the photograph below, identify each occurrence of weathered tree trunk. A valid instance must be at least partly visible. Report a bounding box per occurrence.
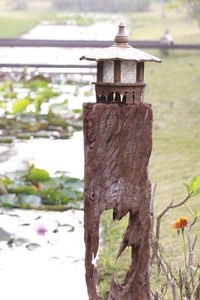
[83,102,152,300]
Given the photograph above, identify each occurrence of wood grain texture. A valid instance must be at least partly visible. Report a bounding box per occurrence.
[83,103,152,300]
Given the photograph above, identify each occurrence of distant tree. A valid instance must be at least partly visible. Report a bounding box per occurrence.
[188,0,200,19]
[176,0,200,20]
[52,0,151,12]
[7,0,28,10]
[160,0,166,18]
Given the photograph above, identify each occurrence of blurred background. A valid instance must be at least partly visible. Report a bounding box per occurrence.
[0,0,200,299]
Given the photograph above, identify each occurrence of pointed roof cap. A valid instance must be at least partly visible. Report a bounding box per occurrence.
[80,23,161,63]
[114,22,128,44]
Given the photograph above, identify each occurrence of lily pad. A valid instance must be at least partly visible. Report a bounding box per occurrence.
[0,137,14,143]
[20,195,42,206]
[0,228,12,241]
[49,100,69,114]
[0,101,6,109]
[0,80,10,92]
[0,177,14,187]
[12,97,31,114]
[0,167,83,208]
[58,223,75,232]
[0,194,18,205]
[3,91,17,99]
[26,243,41,251]
[24,79,48,90]
[12,237,29,247]
[8,184,38,195]
[34,94,43,112]
[31,130,60,138]
[27,168,50,184]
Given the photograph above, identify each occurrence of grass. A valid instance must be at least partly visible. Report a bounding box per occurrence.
[147,49,200,205]
[97,6,200,300]
[0,10,101,38]
[0,15,36,38]
[0,0,53,38]
[0,10,47,38]
[0,1,102,38]
[128,4,200,43]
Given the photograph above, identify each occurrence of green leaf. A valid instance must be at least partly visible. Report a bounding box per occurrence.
[194,208,198,218]
[191,176,200,191]
[184,182,191,194]
[27,168,50,184]
[20,195,41,206]
[0,101,6,109]
[24,79,48,90]
[3,91,17,99]
[0,194,18,205]
[1,167,83,206]
[49,100,69,114]
[40,88,59,100]
[184,176,200,196]
[34,94,43,113]
[12,98,31,114]
[0,80,10,92]
[84,90,93,97]
[8,185,37,195]
[28,168,49,184]
[0,177,14,187]
[72,109,82,114]
[193,187,200,196]
[48,115,66,127]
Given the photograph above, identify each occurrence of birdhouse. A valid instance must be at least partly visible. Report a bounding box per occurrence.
[80,23,161,104]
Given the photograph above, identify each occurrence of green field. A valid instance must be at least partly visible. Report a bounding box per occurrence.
[0,12,42,38]
[97,7,200,300]
[0,0,54,38]
[128,6,200,43]
[0,9,98,38]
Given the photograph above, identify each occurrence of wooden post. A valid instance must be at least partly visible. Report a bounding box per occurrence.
[136,62,144,83]
[114,60,121,83]
[97,61,103,82]
[83,102,152,300]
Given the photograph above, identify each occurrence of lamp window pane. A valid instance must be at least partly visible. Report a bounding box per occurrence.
[103,61,114,83]
[121,61,136,83]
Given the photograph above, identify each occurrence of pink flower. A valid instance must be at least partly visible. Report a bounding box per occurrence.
[36,223,47,236]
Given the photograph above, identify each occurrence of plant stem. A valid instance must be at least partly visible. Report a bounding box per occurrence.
[182,229,187,273]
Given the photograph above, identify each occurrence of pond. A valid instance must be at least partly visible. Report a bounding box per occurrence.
[0,18,124,300]
[0,19,124,67]
[0,133,84,177]
[0,78,87,298]
[0,83,88,299]
[22,21,118,40]
[0,207,87,300]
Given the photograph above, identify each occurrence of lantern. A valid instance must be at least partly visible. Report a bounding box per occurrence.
[81,23,161,300]
[80,22,161,104]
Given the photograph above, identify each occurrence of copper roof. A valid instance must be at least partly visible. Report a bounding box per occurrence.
[80,23,161,63]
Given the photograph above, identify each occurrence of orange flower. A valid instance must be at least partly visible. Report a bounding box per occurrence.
[173,219,181,229]
[180,217,188,229]
[173,217,188,230]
